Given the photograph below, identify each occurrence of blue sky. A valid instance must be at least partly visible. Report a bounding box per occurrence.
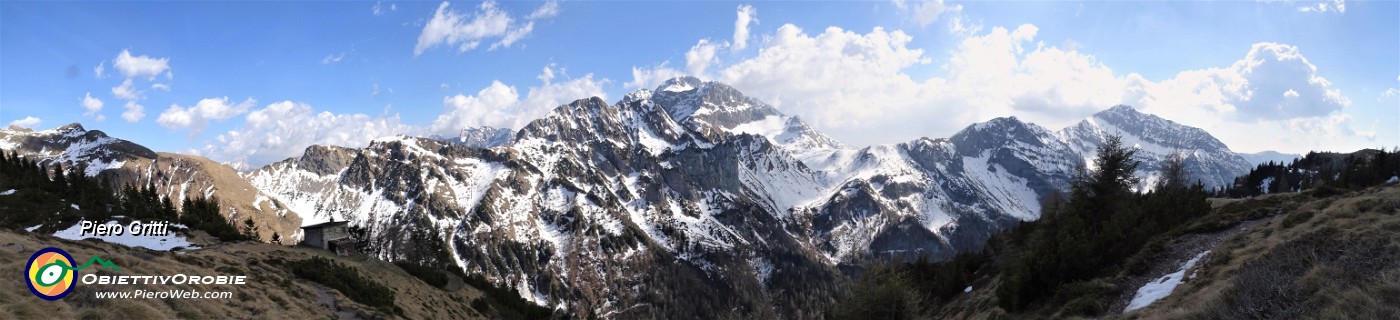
[2,0,1396,168]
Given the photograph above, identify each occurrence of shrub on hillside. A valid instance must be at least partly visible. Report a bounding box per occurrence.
[288,256,400,315]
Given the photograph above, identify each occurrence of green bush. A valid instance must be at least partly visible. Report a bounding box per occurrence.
[996,137,1211,312]
[394,261,449,288]
[452,269,554,320]
[288,256,399,315]
[178,196,245,242]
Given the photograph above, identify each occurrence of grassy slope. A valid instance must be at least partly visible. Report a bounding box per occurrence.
[924,184,1400,319]
[0,230,490,320]
[1128,184,1400,319]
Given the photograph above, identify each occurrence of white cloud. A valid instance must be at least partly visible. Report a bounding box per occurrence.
[685,39,722,78]
[490,21,533,50]
[157,97,256,135]
[372,83,381,96]
[1131,42,1348,121]
[113,49,170,80]
[527,0,559,20]
[8,116,41,128]
[1382,88,1398,100]
[711,24,938,133]
[94,61,107,79]
[373,1,387,15]
[629,19,1370,153]
[733,4,757,51]
[112,79,140,100]
[538,64,556,83]
[624,63,685,90]
[428,65,607,135]
[107,49,171,122]
[415,1,550,55]
[121,101,145,122]
[416,1,512,55]
[429,81,520,133]
[948,14,983,35]
[196,63,610,167]
[322,53,345,64]
[893,0,963,28]
[945,24,1126,123]
[208,101,418,168]
[1298,0,1345,13]
[82,93,105,118]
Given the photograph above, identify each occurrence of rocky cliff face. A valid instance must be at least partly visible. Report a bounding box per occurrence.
[0,124,302,241]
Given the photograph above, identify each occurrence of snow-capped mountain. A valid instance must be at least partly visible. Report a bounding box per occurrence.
[1058,105,1253,190]
[242,79,1253,318]
[0,123,303,241]
[248,92,845,318]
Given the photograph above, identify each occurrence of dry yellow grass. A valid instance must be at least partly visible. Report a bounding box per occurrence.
[0,230,489,319]
[914,184,1400,320]
[1125,184,1400,319]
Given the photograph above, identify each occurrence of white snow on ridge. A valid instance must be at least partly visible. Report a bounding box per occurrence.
[729,115,788,140]
[1126,250,1210,312]
[661,81,695,93]
[0,189,15,196]
[961,154,1040,221]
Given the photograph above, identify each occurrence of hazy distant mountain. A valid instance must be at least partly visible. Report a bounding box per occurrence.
[1241,150,1303,166]
[434,126,516,149]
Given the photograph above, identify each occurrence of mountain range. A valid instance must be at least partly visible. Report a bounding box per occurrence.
[1,77,1258,318]
[0,123,303,240]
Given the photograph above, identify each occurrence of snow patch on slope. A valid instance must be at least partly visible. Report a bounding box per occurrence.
[961,154,1041,221]
[1126,250,1210,312]
[53,219,196,251]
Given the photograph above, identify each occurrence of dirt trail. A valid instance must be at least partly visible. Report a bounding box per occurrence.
[1106,215,1278,315]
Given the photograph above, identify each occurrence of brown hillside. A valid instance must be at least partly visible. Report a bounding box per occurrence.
[0,230,489,319]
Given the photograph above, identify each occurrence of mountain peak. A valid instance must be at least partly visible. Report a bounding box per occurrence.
[951,116,1063,156]
[1059,104,1248,190]
[958,116,1043,138]
[980,116,1026,128]
[649,77,774,123]
[56,122,86,132]
[658,76,704,93]
[4,125,34,132]
[1100,104,1139,114]
[1108,104,1136,111]
[621,88,655,105]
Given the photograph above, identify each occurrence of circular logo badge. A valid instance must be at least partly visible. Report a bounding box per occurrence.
[26,247,76,300]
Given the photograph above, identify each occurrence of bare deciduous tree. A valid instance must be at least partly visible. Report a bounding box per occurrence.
[1157,150,1189,190]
